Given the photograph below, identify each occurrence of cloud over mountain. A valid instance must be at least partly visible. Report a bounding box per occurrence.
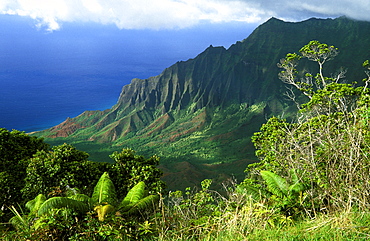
[0,0,369,31]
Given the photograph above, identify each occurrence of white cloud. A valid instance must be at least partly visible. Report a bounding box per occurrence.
[0,0,369,31]
[242,0,370,22]
[81,0,102,13]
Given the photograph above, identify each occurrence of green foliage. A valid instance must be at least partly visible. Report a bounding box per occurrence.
[0,128,49,163]
[156,179,303,240]
[7,171,161,240]
[69,193,91,203]
[250,116,289,170]
[299,40,338,63]
[109,148,165,196]
[20,145,164,214]
[240,170,308,218]
[0,133,163,239]
[119,181,159,215]
[5,178,370,240]
[21,143,108,200]
[119,181,146,210]
[248,41,370,214]
[25,194,46,215]
[91,172,117,206]
[37,197,89,217]
[260,170,289,198]
[236,182,270,201]
[165,178,224,233]
[8,205,29,232]
[0,128,49,222]
[125,194,159,216]
[278,40,341,102]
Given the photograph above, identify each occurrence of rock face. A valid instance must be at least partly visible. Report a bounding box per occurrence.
[37,17,370,169]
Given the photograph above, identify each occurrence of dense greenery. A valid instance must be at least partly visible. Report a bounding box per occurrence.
[158,40,370,239]
[0,128,164,238]
[21,143,105,201]
[18,144,165,201]
[6,172,159,240]
[34,17,370,187]
[0,128,49,222]
[243,40,370,214]
[3,40,370,240]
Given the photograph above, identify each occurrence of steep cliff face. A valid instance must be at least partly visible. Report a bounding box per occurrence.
[36,17,370,169]
[113,45,252,115]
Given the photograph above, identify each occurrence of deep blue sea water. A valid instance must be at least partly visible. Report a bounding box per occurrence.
[0,15,255,132]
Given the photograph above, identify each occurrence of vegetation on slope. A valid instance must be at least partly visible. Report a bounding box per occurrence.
[32,17,370,192]
[3,40,370,240]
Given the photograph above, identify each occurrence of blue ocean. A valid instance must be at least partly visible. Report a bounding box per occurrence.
[0,15,254,132]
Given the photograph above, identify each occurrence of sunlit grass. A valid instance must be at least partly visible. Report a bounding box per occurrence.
[150,181,370,241]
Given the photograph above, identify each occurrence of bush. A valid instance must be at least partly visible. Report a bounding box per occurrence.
[245,41,370,213]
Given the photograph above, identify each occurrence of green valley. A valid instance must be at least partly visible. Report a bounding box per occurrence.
[3,17,370,240]
[34,16,370,190]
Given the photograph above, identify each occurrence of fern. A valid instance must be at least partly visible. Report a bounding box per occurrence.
[91,172,117,206]
[260,170,289,198]
[37,197,89,216]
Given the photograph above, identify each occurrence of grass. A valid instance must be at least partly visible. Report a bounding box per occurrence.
[154,206,370,241]
[148,180,370,241]
[3,178,370,240]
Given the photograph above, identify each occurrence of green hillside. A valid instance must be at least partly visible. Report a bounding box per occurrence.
[34,17,370,190]
[4,18,370,239]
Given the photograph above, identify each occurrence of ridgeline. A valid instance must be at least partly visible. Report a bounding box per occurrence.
[35,17,370,190]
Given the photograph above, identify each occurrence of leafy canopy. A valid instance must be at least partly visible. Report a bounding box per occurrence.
[0,128,49,222]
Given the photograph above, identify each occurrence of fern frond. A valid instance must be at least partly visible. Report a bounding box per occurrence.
[119,181,146,210]
[25,194,46,214]
[91,172,117,206]
[37,197,89,216]
[122,194,159,215]
[261,170,289,198]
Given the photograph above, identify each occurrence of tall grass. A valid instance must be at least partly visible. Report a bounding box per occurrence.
[150,181,370,241]
[3,179,370,240]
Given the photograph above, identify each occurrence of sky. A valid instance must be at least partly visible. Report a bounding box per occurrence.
[1,0,369,32]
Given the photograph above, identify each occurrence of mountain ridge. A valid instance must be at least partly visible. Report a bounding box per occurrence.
[35,16,370,189]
